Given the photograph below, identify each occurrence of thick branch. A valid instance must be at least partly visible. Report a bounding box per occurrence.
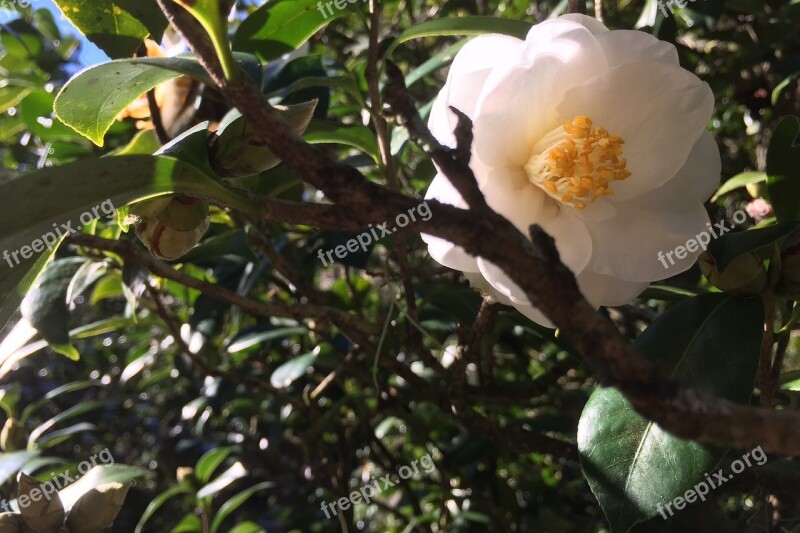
[155,3,800,457]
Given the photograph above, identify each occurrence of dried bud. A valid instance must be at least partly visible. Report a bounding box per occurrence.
[65,482,129,533]
[210,100,317,178]
[133,195,210,260]
[176,467,194,483]
[699,251,767,295]
[0,513,23,533]
[17,473,64,533]
[0,419,28,452]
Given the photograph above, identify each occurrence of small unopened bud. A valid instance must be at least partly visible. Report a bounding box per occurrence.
[65,482,130,533]
[699,251,767,294]
[17,473,64,533]
[0,419,28,452]
[0,513,23,533]
[176,467,194,483]
[210,100,317,178]
[132,195,210,260]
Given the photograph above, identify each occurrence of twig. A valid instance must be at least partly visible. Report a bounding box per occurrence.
[568,0,588,14]
[155,1,800,456]
[65,234,379,342]
[146,89,171,145]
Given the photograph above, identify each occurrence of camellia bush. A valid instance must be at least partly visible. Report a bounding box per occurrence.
[0,0,800,531]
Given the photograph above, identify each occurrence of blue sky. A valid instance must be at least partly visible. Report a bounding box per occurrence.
[1,0,110,67]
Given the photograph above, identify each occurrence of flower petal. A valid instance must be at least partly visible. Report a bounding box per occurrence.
[577,270,649,306]
[586,199,711,282]
[594,29,679,68]
[428,34,524,147]
[557,61,714,201]
[653,131,721,204]
[473,23,608,168]
[421,174,480,273]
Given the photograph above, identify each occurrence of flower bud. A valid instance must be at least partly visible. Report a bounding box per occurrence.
[699,251,767,294]
[133,195,210,260]
[65,482,130,533]
[176,467,194,483]
[0,513,23,533]
[210,100,317,178]
[0,419,28,452]
[17,473,65,533]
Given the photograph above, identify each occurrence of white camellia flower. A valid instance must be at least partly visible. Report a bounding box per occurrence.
[422,14,720,326]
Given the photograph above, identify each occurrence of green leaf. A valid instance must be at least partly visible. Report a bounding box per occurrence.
[54,54,260,146]
[226,326,308,354]
[134,483,194,533]
[21,380,101,424]
[405,39,469,87]
[304,121,381,163]
[0,450,41,485]
[0,155,261,332]
[210,481,274,533]
[233,0,350,63]
[267,75,365,107]
[710,171,766,202]
[706,222,800,272]
[20,257,86,356]
[384,16,532,59]
[270,348,319,388]
[52,0,167,59]
[766,116,800,223]
[196,461,246,499]
[228,522,265,533]
[195,447,233,483]
[578,294,764,532]
[28,400,105,447]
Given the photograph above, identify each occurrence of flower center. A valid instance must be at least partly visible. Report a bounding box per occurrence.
[524,116,631,209]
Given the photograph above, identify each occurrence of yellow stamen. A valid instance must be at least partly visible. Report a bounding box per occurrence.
[525,116,630,209]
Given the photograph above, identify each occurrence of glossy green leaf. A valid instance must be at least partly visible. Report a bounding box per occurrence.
[766,116,800,223]
[0,155,260,332]
[0,450,41,485]
[134,483,194,533]
[384,16,532,59]
[197,461,246,499]
[210,481,274,533]
[270,348,319,388]
[54,54,259,146]
[52,0,167,59]
[233,0,350,63]
[710,171,766,202]
[304,121,381,163]
[226,326,308,353]
[21,380,101,424]
[196,447,233,483]
[20,257,86,358]
[578,294,764,532]
[228,522,265,533]
[28,400,105,447]
[706,222,800,272]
